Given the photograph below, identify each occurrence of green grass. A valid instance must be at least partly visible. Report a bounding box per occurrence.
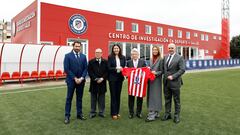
[0,69,240,135]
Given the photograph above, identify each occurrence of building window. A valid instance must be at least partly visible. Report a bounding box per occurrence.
[201,34,205,41]
[194,33,198,37]
[168,29,173,37]
[213,36,217,40]
[109,42,123,55]
[126,43,138,60]
[145,25,151,34]
[116,20,124,31]
[186,32,191,39]
[140,44,150,61]
[205,34,209,41]
[132,23,138,33]
[219,36,222,40]
[157,27,163,36]
[178,30,182,38]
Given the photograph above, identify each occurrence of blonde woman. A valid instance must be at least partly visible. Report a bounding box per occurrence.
[146,46,163,122]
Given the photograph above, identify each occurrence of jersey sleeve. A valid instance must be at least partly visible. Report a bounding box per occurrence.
[144,67,155,81]
[122,67,132,77]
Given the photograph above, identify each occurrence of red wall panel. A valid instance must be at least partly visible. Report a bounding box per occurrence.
[11,1,38,44]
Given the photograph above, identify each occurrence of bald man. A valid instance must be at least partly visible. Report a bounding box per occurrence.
[162,43,185,124]
[88,48,108,118]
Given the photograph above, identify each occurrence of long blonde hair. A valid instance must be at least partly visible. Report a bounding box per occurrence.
[152,45,162,59]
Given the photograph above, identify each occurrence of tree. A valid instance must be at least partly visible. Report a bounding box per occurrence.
[230,35,240,58]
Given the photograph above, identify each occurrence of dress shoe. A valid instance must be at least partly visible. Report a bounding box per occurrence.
[77,115,87,120]
[112,115,118,120]
[128,114,134,119]
[89,114,96,119]
[173,115,180,124]
[136,113,142,119]
[155,112,160,118]
[98,113,105,118]
[64,117,70,124]
[161,113,172,121]
[145,116,155,122]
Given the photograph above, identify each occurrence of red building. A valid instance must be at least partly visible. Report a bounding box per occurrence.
[12,1,224,60]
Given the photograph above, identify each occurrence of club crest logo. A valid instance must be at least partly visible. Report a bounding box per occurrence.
[134,76,141,84]
[69,14,87,35]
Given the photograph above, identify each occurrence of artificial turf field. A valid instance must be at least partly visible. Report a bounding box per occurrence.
[0,69,240,135]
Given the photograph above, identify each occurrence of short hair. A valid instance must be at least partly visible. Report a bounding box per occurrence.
[72,41,82,46]
[168,43,176,48]
[131,48,139,54]
[95,48,102,53]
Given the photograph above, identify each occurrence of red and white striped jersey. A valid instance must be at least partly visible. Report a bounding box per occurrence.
[122,67,155,98]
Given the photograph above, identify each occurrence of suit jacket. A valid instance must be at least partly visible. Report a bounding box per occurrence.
[64,51,88,84]
[126,59,146,68]
[88,58,108,94]
[108,55,126,81]
[163,54,185,89]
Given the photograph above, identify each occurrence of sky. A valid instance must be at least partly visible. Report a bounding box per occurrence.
[0,0,239,38]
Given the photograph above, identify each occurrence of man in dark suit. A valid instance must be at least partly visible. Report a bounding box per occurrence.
[162,43,185,124]
[88,48,108,118]
[63,41,88,124]
[126,48,146,119]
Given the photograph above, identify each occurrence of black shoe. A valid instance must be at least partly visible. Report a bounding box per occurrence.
[129,114,134,119]
[98,113,105,118]
[173,115,180,124]
[77,115,87,120]
[64,117,70,124]
[89,114,96,119]
[155,113,160,118]
[136,113,142,119]
[161,113,172,121]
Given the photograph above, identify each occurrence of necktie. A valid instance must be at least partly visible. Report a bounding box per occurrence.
[76,53,80,63]
[166,55,172,67]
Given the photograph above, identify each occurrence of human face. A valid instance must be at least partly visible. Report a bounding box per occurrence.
[152,47,159,56]
[95,49,103,59]
[168,45,176,55]
[131,51,139,60]
[73,43,81,53]
[113,46,120,55]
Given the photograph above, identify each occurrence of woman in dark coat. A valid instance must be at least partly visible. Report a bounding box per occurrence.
[108,44,126,120]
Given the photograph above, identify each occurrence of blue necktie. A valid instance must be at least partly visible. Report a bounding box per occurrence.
[76,53,80,63]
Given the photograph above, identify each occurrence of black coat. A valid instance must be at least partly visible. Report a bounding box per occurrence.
[88,58,108,94]
[107,55,126,82]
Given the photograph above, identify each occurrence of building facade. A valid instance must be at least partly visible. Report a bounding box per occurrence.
[11,1,224,60]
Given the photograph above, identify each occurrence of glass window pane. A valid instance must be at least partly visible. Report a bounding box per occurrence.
[126,43,131,61]
[140,44,145,59]
[146,45,150,61]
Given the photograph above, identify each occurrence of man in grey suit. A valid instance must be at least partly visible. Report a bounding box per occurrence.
[162,43,185,124]
[126,48,146,119]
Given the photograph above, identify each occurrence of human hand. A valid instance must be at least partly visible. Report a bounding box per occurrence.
[167,75,173,80]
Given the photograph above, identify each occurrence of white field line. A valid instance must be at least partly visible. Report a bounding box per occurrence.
[0,86,66,95]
